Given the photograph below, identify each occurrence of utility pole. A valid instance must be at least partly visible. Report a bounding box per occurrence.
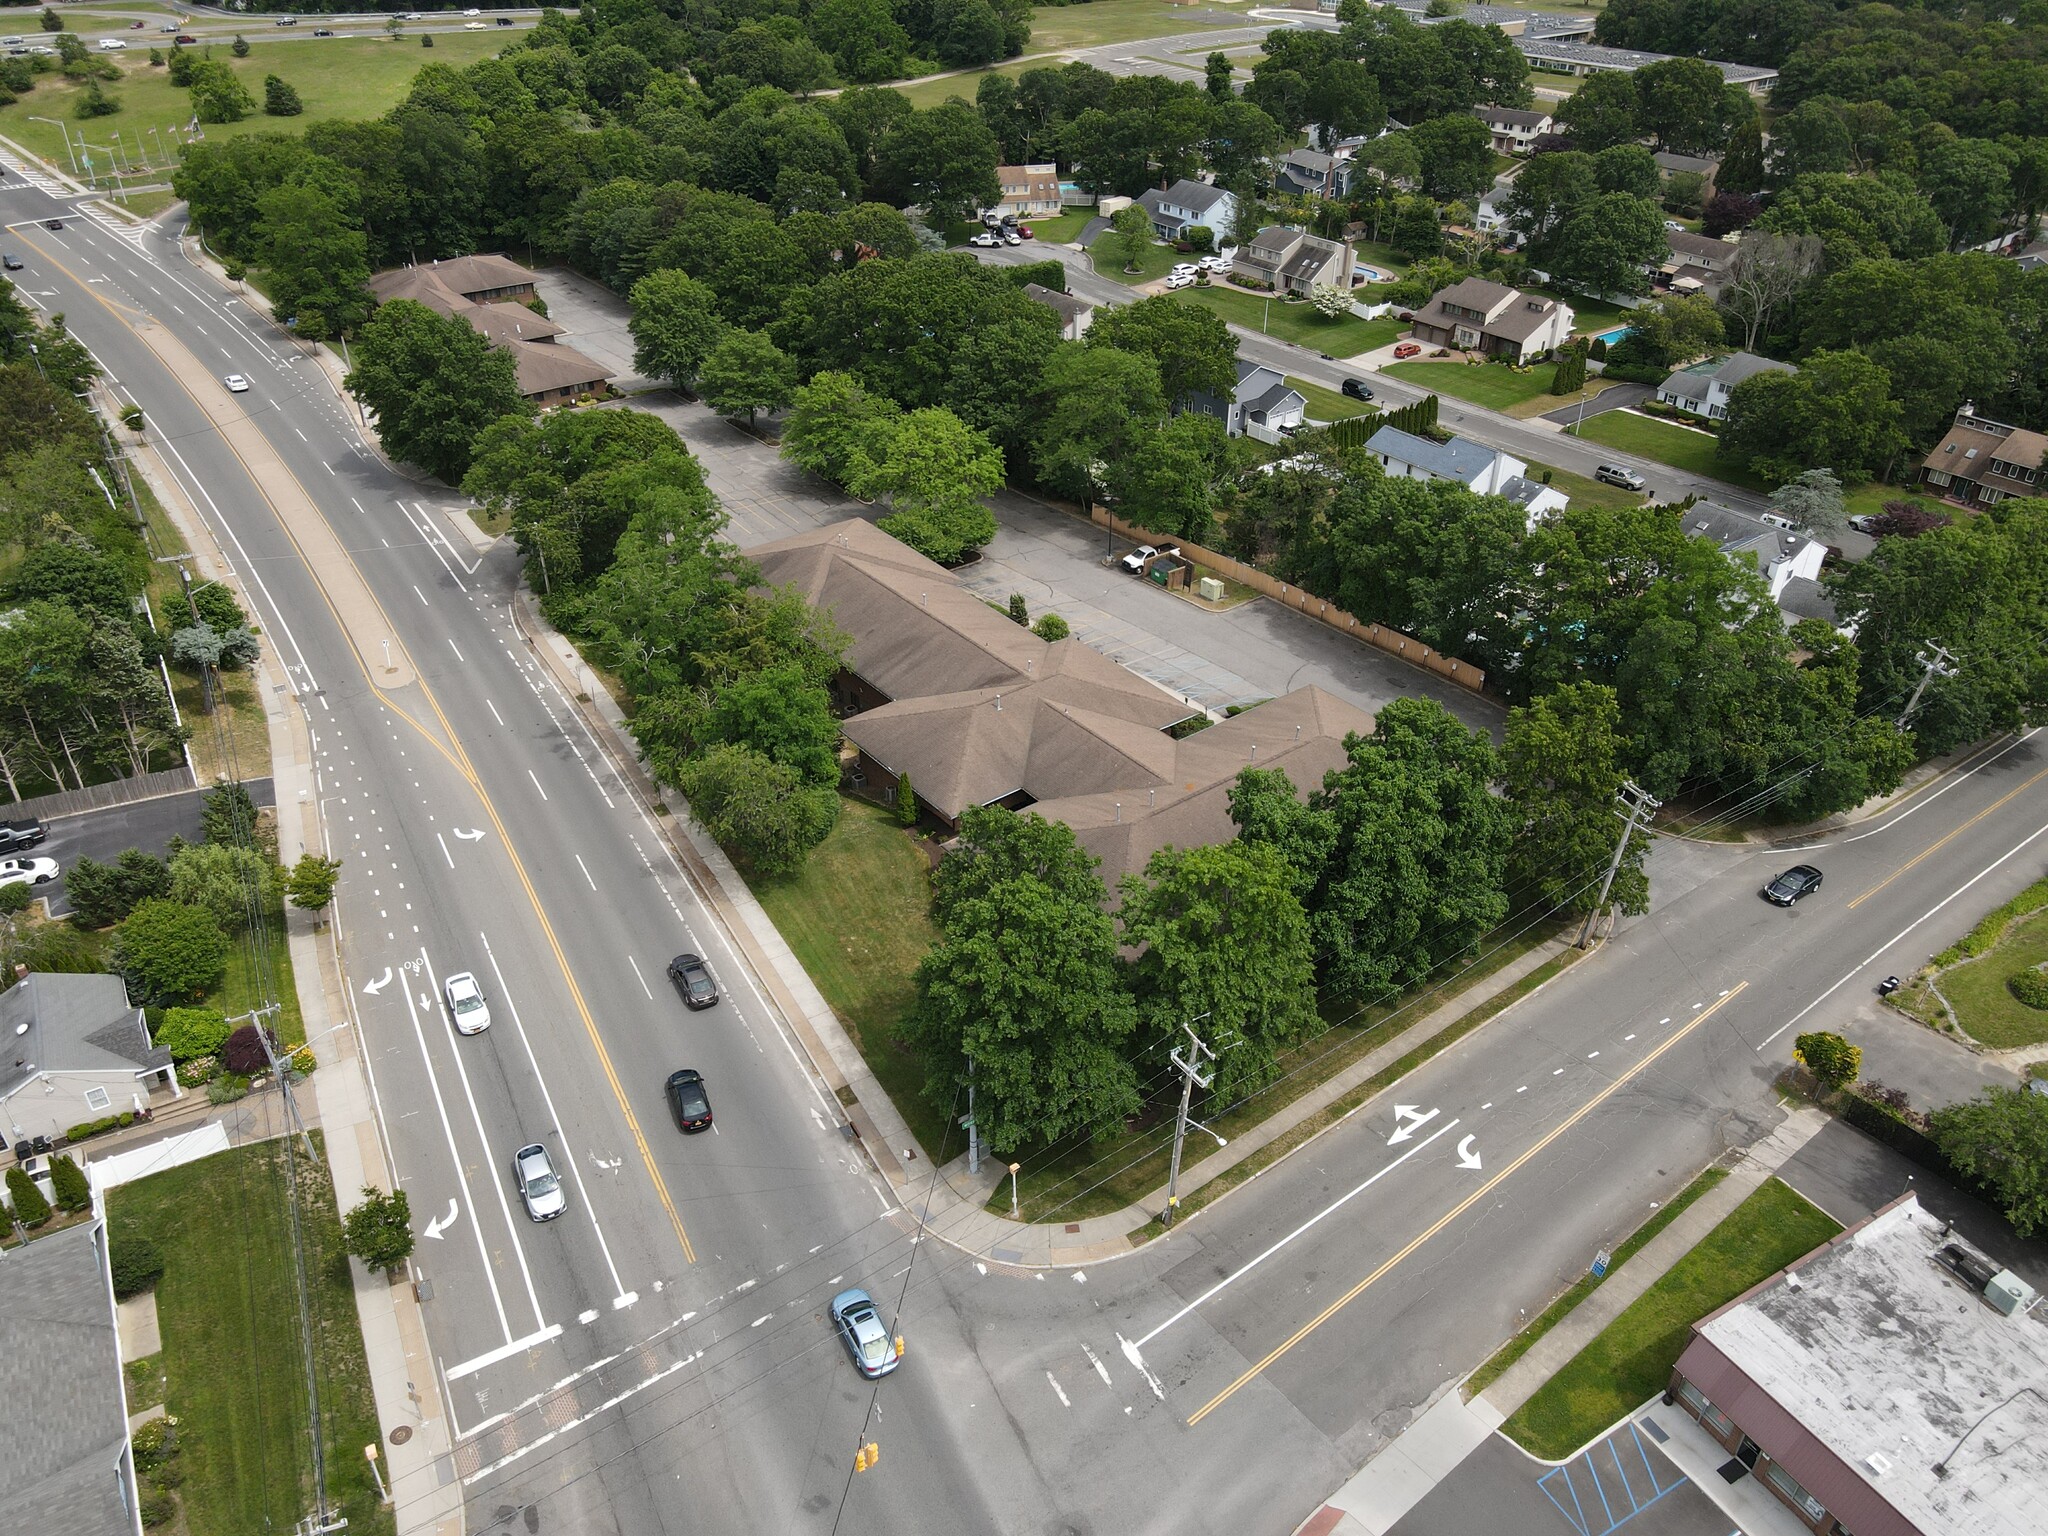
[964,1057,981,1177]
[1897,641,1958,729]
[1162,1015,1216,1228]
[1576,779,1659,949]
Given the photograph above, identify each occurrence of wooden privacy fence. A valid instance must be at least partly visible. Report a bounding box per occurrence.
[2,766,197,821]
[1088,507,1486,693]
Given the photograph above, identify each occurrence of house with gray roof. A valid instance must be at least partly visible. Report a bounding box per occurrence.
[1656,351,1795,420]
[1022,282,1092,341]
[1133,179,1239,243]
[1678,500,1825,607]
[1470,105,1553,155]
[1232,226,1355,297]
[1,974,177,1148]
[1187,359,1308,441]
[1366,426,1569,525]
[0,1218,143,1536]
[1273,149,1354,200]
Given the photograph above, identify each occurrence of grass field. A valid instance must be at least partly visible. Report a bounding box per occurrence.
[1503,1178,1840,1458]
[1531,457,1648,511]
[747,798,952,1160]
[1938,909,2048,1048]
[106,1136,393,1536]
[1565,410,1774,494]
[0,34,506,181]
[1382,357,1623,414]
[1025,0,1256,53]
[891,61,1033,111]
[1167,282,1406,354]
[1018,208,1093,244]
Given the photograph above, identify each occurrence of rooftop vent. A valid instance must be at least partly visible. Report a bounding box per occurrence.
[1865,1452,1892,1479]
[1936,1242,1999,1292]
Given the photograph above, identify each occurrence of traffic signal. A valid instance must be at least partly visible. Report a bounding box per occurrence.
[854,1442,880,1473]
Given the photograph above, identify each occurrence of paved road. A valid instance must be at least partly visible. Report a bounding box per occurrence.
[973,244,1776,513]
[13,159,2047,1536]
[0,167,1033,1535]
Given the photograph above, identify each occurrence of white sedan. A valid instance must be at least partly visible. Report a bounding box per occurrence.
[223,374,249,393]
[465,19,488,27]
[443,971,491,1035]
[0,856,59,889]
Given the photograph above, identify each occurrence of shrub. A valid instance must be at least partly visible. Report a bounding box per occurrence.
[290,1045,317,1076]
[154,1006,232,1062]
[1007,592,1028,626]
[138,1491,174,1528]
[199,778,259,844]
[168,841,277,933]
[131,1416,171,1467]
[1032,612,1071,641]
[6,1164,51,1226]
[110,1229,166,1296]
[341,1185,414,1274]
[1934,878,2048,966]
[2009,968,2048,1010]
[220,1024,275,1076]
[65,849,171,929]
[1588,337,1609,360]
[113,899,229,1002]
[49,1153,90,1212]
[284,852,342,913]
[176,1055,220,1088]
[0,883,28,917]
[895,770,918,827]
[206,1073,249,1105]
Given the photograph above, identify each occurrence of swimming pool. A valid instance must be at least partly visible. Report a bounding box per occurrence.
[1355,263,1387,283]
[1595,326,1632,345]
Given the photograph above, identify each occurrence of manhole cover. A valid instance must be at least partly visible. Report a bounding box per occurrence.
[389,1426,413,1446]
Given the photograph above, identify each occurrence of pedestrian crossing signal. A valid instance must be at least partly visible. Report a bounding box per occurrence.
[854,1443,879,1473]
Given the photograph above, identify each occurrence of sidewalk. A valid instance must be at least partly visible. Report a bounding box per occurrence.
[145,400,463,1536]
[505,579,1577,1267]
[1295,1104,1831,1535]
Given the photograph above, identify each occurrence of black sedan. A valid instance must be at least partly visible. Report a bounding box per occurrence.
[666,1069,713,1133]
[1761,864,1824,906]
[667,951,718,1009]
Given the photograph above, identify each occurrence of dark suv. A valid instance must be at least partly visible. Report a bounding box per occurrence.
[1340,377,1374,401]
[667,952,718,1009]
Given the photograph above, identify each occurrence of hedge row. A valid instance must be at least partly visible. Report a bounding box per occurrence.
[64,1111,140,1145]
[1933,876,2048,967]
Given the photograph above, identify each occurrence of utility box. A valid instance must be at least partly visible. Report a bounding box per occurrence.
[1196,576,1225,602]
[1986,1269,2037,1316]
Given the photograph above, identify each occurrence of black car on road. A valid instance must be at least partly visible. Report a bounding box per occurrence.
[1761,865,1824,906]
[1340,377,1374,401]
[666,1069,713,1133]
[668,952,718,1009]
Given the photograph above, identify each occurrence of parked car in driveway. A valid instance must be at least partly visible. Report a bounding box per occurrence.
[829,1289,899,1379]
[1847,514,1883,535]
[511,1143,565,1220]
[1392,341,1421,359]
[0,817,45,853]
[0,856,60,889]
[1163,272,1194,289]
[666,1069,713,1133]
[969,231,999,247]
[1761,865,1824,906]
[668,952,718,1010]
[443,971,491,1036]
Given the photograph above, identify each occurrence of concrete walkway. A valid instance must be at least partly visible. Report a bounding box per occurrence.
[1295,1104,1831,1535]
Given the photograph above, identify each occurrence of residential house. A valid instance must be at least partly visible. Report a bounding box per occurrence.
[1653,151,1720,200]
[1474,191,1512,244]
[1678,500,1826,609]
[1669,1193,2046,1536]
[1471,104,1553,155]
[1656,351,1794,420]
[1022,282,1093,341]
[1408,277,1574,361]
[1188,359,1308,441]
[1133,178,1239,243]
[1365,425,1569,525]
[986,163,1062,221]
[369,255,612,405]
[1657,229,1739,297]
[747,520,1373,887]
[1233,226,1355,296]
[1919,402,2047,508]
[1273,148,1354,200]
[0,1218,143,1536]
[1,974,178,1148]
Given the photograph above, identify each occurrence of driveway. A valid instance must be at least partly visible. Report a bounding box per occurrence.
[1539,382,1655,425]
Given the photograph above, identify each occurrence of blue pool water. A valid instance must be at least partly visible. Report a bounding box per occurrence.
[1596,326,1633,345]
[1354,263,1386,283]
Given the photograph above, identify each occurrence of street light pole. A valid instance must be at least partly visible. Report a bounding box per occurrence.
[28,117,79,178]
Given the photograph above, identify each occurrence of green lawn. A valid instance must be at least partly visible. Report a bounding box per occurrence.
[1566,410,1774,494]
[0,34,506,182]
[1018,208,1093,244]
[106,1136,393,1536]
[1025,0,1253,52]
[1168,282,1406,354]
[1383,358,1586,412]
[1088,230,1180,286]
[1938,908,2048,1048]
[890,61,1033,111]
[747,798,952,1160]
[1530,458,1649,512]
[1290,374,1371,424]
[1503,1178,1841,1458]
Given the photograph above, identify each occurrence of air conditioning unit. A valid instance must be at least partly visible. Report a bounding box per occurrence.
[1985,1270,2037,1317]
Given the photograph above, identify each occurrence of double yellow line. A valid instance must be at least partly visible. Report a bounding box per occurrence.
[1847,759,2048,911]
[41,235,696,1264]
[1185,982,1749,1427]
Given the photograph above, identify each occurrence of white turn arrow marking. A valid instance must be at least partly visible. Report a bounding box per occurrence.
[424,1199,460,1240]
[1387,1105,1441,1144]
[452,828,485,841]
[1457,1135,1482,1170]
[361,967,392,997]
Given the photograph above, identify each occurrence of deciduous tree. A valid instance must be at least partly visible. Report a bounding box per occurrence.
[112,898,229,1003]
[342,1186,416,1274]
[1933,1086,2048,1237]
[677,743,838,875]
[345,299,527,482]
[849,406,1003,564]
[628,269,726,391]
[1502,682,1650,919]
[698,329,797,429]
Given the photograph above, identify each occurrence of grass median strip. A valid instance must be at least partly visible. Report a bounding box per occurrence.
[1501,1177,1840,1459]
[1124,941,1582,1242]
[1462,1165,1728,1402]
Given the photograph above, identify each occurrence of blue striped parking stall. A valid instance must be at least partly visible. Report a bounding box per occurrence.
[1537,1421,1691,1536]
